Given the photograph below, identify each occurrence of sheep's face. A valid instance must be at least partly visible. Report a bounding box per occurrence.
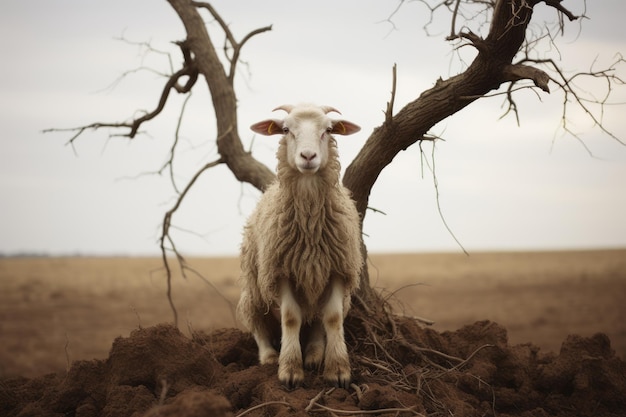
[250,104,361,174]
[283,113,331,174]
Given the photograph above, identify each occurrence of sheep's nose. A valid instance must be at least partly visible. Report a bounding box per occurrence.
[300,151,317,161]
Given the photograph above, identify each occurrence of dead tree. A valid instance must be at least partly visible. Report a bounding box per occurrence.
[46,0,624,326]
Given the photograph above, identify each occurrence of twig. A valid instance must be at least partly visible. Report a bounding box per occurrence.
[448,0,462,39]
[235,401,292,417]
[130,304,143,329]
[44,65,196,147]
[396,338,464,365]
[349,383,364,402]
[64,333,71,372]
[448,343,495,372]
[544,0,579,21]
[384,282,430,302]
[191,1,272,83]
[183,265,238,325]
[162,91,194,194]
[366,206,387,216]
[421,141,469,256]
[308,403,421,415]
[305,389,326,412]
[385,64,397,124]
[160,157,224,327]
[376,0,405,36]
[411,315,435,326]
[158,378,169,405]
[359,356,396,374]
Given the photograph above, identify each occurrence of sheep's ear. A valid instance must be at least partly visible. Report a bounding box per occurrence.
[250,119,284,136]
[331,120,361,136]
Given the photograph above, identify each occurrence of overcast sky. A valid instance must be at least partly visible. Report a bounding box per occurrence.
[1,0,625,256]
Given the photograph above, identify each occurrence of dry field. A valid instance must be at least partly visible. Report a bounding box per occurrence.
[1,250,625,379]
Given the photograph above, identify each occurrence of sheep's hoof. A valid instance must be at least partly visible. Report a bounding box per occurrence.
[259,349,279,365]
[278,367,304,390]
[324,365,351,389]
[304,344,324,370]
[325,374,351,389]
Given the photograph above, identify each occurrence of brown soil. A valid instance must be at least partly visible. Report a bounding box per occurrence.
[1,251,625,416]
[2,320,625,417]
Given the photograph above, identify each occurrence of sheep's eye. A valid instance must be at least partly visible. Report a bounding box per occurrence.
[282,126,289,134]
[326,127,333,133]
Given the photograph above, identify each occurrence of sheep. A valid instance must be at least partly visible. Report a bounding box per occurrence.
[236,103,363,389]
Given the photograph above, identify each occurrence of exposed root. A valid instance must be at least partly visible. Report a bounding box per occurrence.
[349,383,365,402]
[345,290,500,415]
[308,403,421,415]
[157,378,170,406]
[63,333,71,373]
[234,401,292,417]
[304,389,326,412]
[304,386,422,416]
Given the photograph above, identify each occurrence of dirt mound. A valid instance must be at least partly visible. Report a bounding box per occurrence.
[2,320,625,417]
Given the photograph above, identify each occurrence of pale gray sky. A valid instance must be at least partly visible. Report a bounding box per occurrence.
[1,0,625,256]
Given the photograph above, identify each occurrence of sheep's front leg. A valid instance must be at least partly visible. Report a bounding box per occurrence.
[322,276,351,388]
[278,280,304,388]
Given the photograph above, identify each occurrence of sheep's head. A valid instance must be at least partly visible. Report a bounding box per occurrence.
[251,104,360,175]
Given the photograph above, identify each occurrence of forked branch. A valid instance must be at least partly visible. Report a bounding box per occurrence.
[160,157,224,327]
[500,54,626,150]
[190,1,272,83]
[43,41,198,147]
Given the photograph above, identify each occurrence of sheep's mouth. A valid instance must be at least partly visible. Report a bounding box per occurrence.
[296,163,320,174]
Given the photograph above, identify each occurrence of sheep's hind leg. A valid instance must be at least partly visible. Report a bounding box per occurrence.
[278,280,304,388]
[239,288,279,365]
[321,277,351,388]
[304,319,325,370]
[252,314,279,365]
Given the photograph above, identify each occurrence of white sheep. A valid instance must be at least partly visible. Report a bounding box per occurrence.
[236,103,363,389]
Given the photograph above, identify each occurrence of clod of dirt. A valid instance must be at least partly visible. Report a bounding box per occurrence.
[2,320,626,417]
[537,333,626,414]
[107,325,221,392]
[143,388,233,417]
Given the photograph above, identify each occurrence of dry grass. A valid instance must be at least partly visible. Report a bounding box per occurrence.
[369,250,626,356]
[1,250,624,378]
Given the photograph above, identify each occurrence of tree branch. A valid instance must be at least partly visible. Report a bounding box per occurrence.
[528,55,626,148]
[230,25,273,83]
[502,63,550,92]
[160,157,224,327]
[161,91,194,193]
[543,0,579,22]
[126,66,196,138]
[44,44,197,146]
[344,0,618,222]
[168,0,275,191]
[191,1,272,84]
[384,64,398,124]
